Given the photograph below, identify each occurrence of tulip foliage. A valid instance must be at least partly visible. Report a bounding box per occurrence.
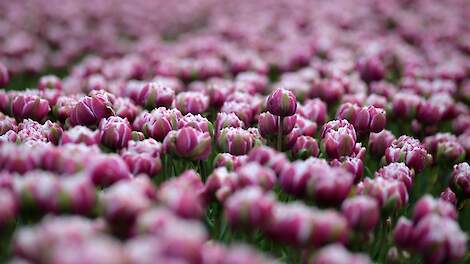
[0,0,470,263]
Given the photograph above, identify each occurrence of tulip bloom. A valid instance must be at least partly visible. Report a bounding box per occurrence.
[163,127,212,161]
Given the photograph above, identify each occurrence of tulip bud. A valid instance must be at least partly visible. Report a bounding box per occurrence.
[440,188,457,206]
[113,97,139,122]
[375,163,414,191]
[236,162,277,191]
[393,217,414,249]
[320,119,357,159]
[158,170,205,219]
[292,136,319,159]
[258,112,296,138]
[341,196,379,232]
[218,127,255,156]
[136,82,175,109]
[38,75,62,91]
[202,167,239,202]
[391,92,423,120]
[224,187,275,229]
[385,136,431,172]
[98,116,132,149]
[412,215,467,264]
[358,178,408,210]
[413,195,457,224]
[295,116,317,137]
[61,126,99,145]
[416,100,444,125]
[266,88,297,117]
[298,98,328,125]
[311,244,372,264]
[0,63,9,87]
[221,101,255,127]
[87,155,132,187]
[121,139,162,176]
[0,116,18,136]
[60,175,96,215]
[357,56,385,82]
[163,127,212,161]
[331,156,364,183]
[0,189,18,229]
[450,162,470,198]
[369,130,396,157]
[15,171,61,213]
[176,91,209,114]
[69,95,114,126]
[11,94,51,121]
[178,113,214,135]
[101,181,152,235]
[215,113,244,137]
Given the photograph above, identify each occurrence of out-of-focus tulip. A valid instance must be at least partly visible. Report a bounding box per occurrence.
[0,63,9,87]
[236,162,277,190]
[393,217,414,249]
[11,94,51,121]
[60,126,99,145]
[357,177,408,210]
[311,244,372,264]
[413,195,457,223]
[178,113,213,135]
[0,189,18,229]
[224,186,275,228]
[341,196,379,232]
[136,82,175,109]
[440,187,457,206]
[368,130,395,157]
[113,97,140,122]
[391,92,423,120]
[87,154,132,187]
[357,56,385,82]
[450,162,470,198]
[0,116,18,136]
[298,98,327,125]
[375,162,414,191]
[331,156,364,183]
[60,174,96,215]
[37,75,62,91]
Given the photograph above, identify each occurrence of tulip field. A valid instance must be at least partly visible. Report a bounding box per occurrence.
[1,0,470,263]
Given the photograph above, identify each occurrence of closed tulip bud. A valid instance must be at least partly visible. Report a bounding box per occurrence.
[60,175,96,215]
[375,162,414,191]
[98,116,132,149]
[176,91,209,114]
[321,120,357,159]
[342,196,379,232]
[137,82,175,109]
[113,97,139,122]
[178,113,214,135]
[69,95,114,126]
[440,188,457,206]
[258,112,296,138]
[37,75,62,91]
[299,99,328,124]
[11,94,51,121]
[158,170,205,219]
[292,136,319,159]
[331,156,363,183]
[311,244,372,264]
[450,162,470,198]
[218,127,255,156]
[224,187,275,229]
[101,181,152,235]
[0,189,18,229]
[315,79,345,104]
[385,136,431,172]
[358,178,408,210]
[392,92,423,120]
[357,56,385,82]
[266,88,297,117]
[163,127,212,161]
[416,100,443,125]
[61,126,99,145]
[236,162,277,190]
[0,116,17,135]
[369,130,395,157]
[87,155,132,187]
[134,111,170,141]
[413,195,457,224]
[412,215,467,264]
[0,63,9,87]
[393,217,414,249]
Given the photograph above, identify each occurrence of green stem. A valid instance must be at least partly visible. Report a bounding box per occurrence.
[277,116,283,151]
